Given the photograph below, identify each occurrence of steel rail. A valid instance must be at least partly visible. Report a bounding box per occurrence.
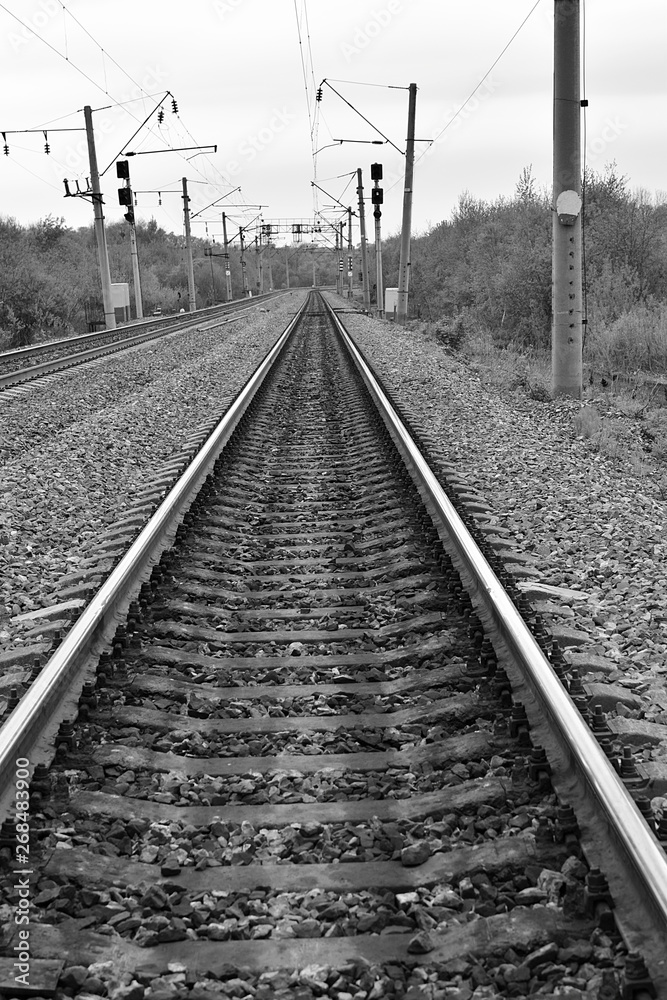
[0,292,291,392]
[0,289,287,365]
[324,298,667,971]
[0,293,309,822]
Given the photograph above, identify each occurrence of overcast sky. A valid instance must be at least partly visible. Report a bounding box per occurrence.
[1,0,664,245]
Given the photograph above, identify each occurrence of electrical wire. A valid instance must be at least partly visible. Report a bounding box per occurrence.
[326,79,408,90]
[294,0,319,216]
[415,0,544,165]
[0,4,237,210]
[58,1,153,106]
[322,80,404,155]
[0,3,109,97]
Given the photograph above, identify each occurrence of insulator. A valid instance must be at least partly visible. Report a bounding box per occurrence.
[43,130,49,154]
[157,108,165,124]
[171,98,178,114]
[316,87,323,101]
[2,131,7,155]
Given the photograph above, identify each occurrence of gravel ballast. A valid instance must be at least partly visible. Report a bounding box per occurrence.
[0,293,305,656]
[327,295,667,759]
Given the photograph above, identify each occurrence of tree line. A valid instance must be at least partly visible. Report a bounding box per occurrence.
[380,164,667,357]
[2,164,665,361]
[0,215,340,348]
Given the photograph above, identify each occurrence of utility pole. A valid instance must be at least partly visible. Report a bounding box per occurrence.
[207,243,216,303]
[285,248,290,289]
[356,168,371,313]
[84,105,115,329]
[396,82,417,325]
[222,212,233,301]
[336,226,342,297]
[257,228,264,294]
[181,177,196,311]
[371,162,384,318]
[347,207,353,299]
[239,228,249,297]
[552,0,583,397]
[116,160,143,320]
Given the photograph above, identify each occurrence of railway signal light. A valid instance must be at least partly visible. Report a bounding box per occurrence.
[116,160,130,179]
[370,162,383,181]
[118,188,132,206]
[371,187,383,205]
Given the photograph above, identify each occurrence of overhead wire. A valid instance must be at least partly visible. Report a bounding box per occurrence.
[415,0,544,166]
[321,80,404,155]
[293,0,319,216]
[0,3,239,215]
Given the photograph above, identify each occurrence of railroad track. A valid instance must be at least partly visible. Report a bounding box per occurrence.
[0,291,287,396]
[0,291,665,998]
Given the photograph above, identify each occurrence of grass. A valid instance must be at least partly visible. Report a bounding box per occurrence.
[404,305,667,490]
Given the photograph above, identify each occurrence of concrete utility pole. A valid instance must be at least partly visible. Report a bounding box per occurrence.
[128,218,143,319]
[239,228,249,297]
[84,105,115,330]
[222,212,233,301]
[396,83,417,325]
[356,168,371,313]
[336,225,343,297]
[285,248,290,289]
[347,207,353,299]
[257,230,264,294]
[181,177,196,311]
[552,0,583,397]
[371,162,384,318]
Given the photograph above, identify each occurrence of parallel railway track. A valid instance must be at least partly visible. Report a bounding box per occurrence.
[0,291,665,998]
[0,291,287,396]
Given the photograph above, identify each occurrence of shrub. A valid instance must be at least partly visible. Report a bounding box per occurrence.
[573,406,602,438]
[586,303,667,374]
